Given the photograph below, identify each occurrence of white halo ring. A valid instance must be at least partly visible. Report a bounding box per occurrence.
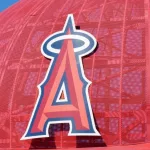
[47,35,90,54]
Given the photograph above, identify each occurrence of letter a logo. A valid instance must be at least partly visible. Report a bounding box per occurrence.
[21,14,100,140]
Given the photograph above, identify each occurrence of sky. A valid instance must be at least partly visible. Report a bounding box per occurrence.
[0,0,19,12]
